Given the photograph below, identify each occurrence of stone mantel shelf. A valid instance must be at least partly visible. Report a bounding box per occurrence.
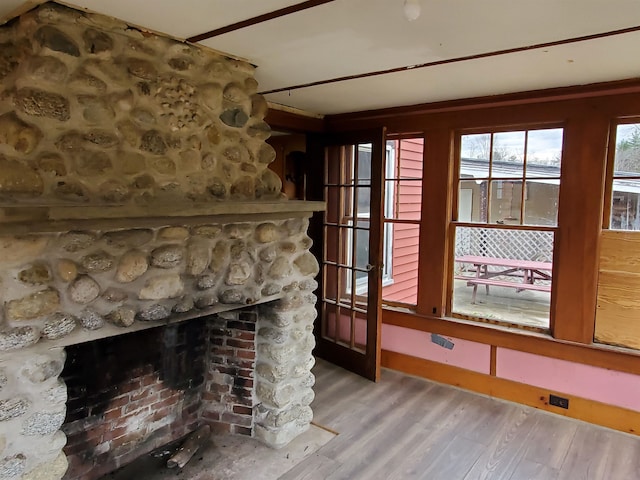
[31,293,284,352]
[0,200,326,234]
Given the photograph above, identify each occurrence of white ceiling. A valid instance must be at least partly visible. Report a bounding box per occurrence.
[3,0,640,116]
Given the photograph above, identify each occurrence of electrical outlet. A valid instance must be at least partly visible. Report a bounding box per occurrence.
[549,394,569,409]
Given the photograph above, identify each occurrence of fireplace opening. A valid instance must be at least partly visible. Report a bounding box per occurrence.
[61,310,258,480]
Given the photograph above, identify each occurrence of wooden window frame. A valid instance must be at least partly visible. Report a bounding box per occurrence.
[324,81,640,372]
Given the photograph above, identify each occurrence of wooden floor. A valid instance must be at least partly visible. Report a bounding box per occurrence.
[281,358,640,480]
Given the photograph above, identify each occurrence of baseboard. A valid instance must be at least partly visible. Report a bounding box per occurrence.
[381,349,640,436]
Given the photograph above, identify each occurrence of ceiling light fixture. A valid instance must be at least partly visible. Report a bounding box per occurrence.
[403,0,421,21]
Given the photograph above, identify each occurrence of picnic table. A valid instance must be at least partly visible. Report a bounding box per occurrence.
[454,255,552,303]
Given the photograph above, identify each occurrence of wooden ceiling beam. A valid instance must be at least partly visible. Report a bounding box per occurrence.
[187,0,337,43]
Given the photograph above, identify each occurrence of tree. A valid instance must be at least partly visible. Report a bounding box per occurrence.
[615,125,640,173]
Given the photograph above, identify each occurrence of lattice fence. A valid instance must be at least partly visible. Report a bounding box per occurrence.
[455,227,554,271]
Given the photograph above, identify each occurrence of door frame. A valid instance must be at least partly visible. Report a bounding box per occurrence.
[310,128,386,381]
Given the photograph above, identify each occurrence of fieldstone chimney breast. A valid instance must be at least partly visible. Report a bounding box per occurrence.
[0,3,324,479]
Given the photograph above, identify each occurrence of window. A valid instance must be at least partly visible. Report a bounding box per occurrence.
[346,143,395,294]
[451,128,563,329]
[608,122,640,230]
[382,138,423,307]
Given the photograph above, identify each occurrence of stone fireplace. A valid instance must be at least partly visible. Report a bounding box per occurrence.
[0,3,323,479]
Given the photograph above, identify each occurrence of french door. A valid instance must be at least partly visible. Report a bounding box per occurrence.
[314,129,386,381]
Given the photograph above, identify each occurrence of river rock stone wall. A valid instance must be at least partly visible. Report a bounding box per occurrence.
[0,218,319,479]
[0,2,280,206]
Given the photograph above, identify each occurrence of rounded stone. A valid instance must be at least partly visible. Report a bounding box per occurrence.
[173,296,194,314]
[192,225,222,238]
[125,57,157,80]
[79,309,105,330]
[294,252,320,276]
[219,289,243,304]
[101,288,128,303]
[223,145,249,164]
[107,307,136,327]
[14,88,70,121]
[0,113,42,154]
[207,179,227,199]
[36,153,66,176]
[258,143,277,165]
[226,261,252,286]
[0,454,26,479]
[0,397,30,421]
[0,326,40,351]
[251,94,269,118]
[83,28,114,54]
[21,353,64,383]
[21,410,66,435]
[79,95,115,124]
[42,313,77,340]
[61,231,96,252]
[35,26,80,56]
[18,263,51,285]
[255,223,279,243]
[151,245,184,269]
[69,275,100,305]
[158,227,189,241]
[6,289,59,321]
[186,241,210,276]
[0,156,43,197]
[0,43,21,81]
[223,83,247,103]
[199,83,223,110]
[81,250,114,272]
[262,283,282,297]
[20,451,67,480]
[99,179,131,203]
[269,257,292,279]
[247,121,271,140]
[231,176,255,199]
[220,108,249,128]
[259,245,277,263]
[261,168,283,197]
[54,180,88,202]
[70,72,107,93]
[195,294,216,309]
[27,55,68,83]
[116,250,148,283]
[57,259,78,282]
[138,304,171,321]
[140,130,167,155]
[139,274,184,300]
[196,274,217,290]
[74,150,113,176]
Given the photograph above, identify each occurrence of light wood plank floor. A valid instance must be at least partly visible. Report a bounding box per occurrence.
[281,358,640,480]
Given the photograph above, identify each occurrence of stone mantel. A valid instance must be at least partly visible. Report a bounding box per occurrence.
[0,200,326,234]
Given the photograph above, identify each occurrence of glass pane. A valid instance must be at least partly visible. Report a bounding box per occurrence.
[385,179,422,220]
[524,180,559,226]
[325,186,340,224]
[610,184,640,230]
[324,225,341,264]
[461,134,491,178]
[388,139,423,180]
[452,226,553,329]
[614,124,640,177]
[493,131,525,178]
[354,224,370,272]
[382,222,419,306]
[527,128,563,173]
[324,263,338,302]
[490,180,522,224]
[322,303,338,341]
[355,186,371,216]
[458,180,487,222]
[356,143,372,185]
[341,186,354,224]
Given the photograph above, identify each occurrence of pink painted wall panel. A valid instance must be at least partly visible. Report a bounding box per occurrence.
[497,348,640,411]
[382,324,491,374]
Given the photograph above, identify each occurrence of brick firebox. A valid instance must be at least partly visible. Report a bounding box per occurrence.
[62,309,262,480]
